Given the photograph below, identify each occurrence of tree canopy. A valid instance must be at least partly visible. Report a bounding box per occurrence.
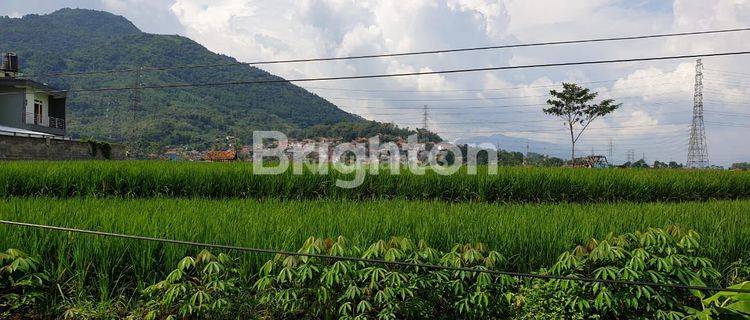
[544,83,621,162]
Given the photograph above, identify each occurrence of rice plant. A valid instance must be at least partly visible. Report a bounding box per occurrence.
[0,161,748,202]
[0,198,748,292]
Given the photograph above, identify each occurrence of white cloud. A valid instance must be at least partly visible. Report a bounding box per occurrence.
[8,0,746,164]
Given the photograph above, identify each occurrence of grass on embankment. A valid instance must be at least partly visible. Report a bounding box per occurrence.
[1,198,747,284]
[1,161,749,203]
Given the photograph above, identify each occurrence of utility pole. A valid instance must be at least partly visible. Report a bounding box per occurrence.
[687,59,709,168]
[526,140,530,156]
[130,66,142,145]
[131,67,141,125]
[419,104,429,143]
[642,152,646,163]
[608,138,614,161]
[523,139,529,166]
[626,149,635,163]
[107,102,115,140]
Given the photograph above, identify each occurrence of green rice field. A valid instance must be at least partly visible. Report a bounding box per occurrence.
[1,161,750,202]
[1,198,748,285]
[2,161,749,317]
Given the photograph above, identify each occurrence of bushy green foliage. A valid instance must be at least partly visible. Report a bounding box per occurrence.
[0,248,49,318]
[1,197,749,290]
[686,281,750,319]
[85,140,113,159]
[530,226,720,319]
[290,121,441,143]
[255,236,513,319]
[134,250,245,320]
[1,228,748,319]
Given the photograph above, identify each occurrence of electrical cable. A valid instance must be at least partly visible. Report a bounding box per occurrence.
[1,220,747,293]
[29,27,750,77]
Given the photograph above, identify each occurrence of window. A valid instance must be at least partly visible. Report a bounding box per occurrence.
[34,99,43,124]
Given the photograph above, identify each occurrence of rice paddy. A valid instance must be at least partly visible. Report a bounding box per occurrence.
[1,161,749,202]
[1,161,749,317]
[1,198,748,284]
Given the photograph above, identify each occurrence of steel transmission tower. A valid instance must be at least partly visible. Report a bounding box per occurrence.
[422,105,429,131]
[687,59,709,168]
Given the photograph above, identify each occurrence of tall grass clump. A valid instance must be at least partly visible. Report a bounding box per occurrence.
[1,161,749,202]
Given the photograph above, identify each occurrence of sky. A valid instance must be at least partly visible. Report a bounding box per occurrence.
[2,0,749,165]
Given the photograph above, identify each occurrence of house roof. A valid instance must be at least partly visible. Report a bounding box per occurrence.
[204,149,237,161]
[0,78,67,98]
[0,124,55,137]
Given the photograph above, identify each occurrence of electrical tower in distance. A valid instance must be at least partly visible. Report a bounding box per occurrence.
[626,149,635,163]
[422,105,429,131]
[131,67,142,121]
[687,59,709,168]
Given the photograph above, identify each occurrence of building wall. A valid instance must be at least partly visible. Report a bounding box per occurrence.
[0,135,125,160]
[0,87,24,129]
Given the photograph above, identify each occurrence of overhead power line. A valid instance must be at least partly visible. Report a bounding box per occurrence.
[429,123,691,134]
[39,50,750,95]
[358,100,689,115]
[304,74,681,93]
[32,27,750,77]
[1,219,747,293]
[703,68,750,77]
[329,90,686,103]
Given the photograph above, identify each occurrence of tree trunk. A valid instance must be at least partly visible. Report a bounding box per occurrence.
[571,143,575,164]
[569,122,575,165]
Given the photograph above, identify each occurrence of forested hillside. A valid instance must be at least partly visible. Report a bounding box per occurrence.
[0,9,434,151]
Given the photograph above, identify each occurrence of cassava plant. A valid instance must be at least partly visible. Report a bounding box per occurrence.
[527,226,720,319]
[133,250,245,320]
[685,281,750,319]
[0,248,50,318]
[253,236,516,320]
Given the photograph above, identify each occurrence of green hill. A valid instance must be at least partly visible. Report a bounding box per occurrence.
[0,9,436,152]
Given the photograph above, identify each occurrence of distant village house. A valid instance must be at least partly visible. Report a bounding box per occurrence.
[0,53,123,160]
[0,53,67,137]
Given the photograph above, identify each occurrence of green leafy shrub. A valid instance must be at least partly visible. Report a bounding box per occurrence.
[133,250,245,320]
[686,281,750,319]
[0,248,49,318]
[254,236,515,319]
[86,140,113,159]
[522,226,721,319]
[1,227,746,319]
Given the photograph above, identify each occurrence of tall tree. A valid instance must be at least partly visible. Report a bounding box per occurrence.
[544,83,621,163]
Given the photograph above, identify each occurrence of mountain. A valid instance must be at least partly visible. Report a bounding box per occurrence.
[0,9,432,151]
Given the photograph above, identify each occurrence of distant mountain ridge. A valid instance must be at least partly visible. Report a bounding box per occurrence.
[0,9,417,151]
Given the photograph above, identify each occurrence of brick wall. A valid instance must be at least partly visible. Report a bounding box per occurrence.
[0,135,125,160]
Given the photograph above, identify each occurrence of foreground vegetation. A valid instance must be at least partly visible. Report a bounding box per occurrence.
[2,161,748,318]
[0,198,748,291]
[2,161,750,202]
[2,227,748,319]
